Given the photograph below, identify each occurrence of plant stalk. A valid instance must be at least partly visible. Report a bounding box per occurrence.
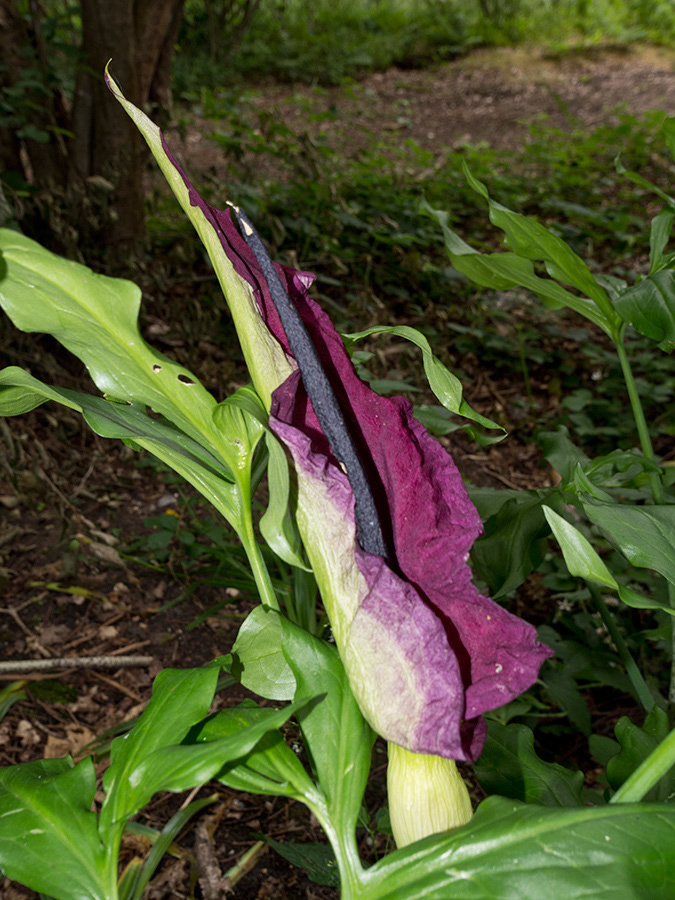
[588,585,654,713]
[613,326,662,502]
[613,328,675,706]
[610,725,675,803]
[309,803,365,900]
[239,491,280,612]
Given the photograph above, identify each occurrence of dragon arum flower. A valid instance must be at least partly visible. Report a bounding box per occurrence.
[108,72,552,838]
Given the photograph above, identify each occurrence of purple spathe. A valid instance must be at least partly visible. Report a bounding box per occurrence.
[160,135,552,762]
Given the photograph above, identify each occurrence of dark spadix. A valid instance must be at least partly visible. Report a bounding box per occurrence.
[230,203,394,566]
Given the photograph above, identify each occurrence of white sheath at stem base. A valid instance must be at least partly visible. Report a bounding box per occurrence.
[387,742,473,848]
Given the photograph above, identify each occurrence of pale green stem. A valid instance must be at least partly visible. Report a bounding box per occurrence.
[613,328,675,705]
[237,485,279,612]
[610,725,675,803]
[308,802,365,900]
[589,585,654,712]
[613,327,662,502]
[104,823,124,900]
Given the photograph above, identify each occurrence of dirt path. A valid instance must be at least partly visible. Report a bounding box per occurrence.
[180,44,675,177]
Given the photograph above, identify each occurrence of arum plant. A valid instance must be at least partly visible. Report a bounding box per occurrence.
[0,73,675,899]
[422,136,675,702]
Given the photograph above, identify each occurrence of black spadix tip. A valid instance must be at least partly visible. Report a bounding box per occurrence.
[230,203,394,566]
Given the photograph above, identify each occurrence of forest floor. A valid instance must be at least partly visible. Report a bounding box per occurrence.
[1,43,674,899]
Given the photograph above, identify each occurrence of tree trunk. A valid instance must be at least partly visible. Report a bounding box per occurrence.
[1,0,185,258]
[0,1,24,177]
[74,0,145,255]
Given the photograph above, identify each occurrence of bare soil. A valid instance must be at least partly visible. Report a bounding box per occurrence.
[1,43,673,899]
[178,43,675,177]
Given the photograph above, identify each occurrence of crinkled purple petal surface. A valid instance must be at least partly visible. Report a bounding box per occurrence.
[272,418,486,760]
[265,280,552,738]
[163,144,552,760]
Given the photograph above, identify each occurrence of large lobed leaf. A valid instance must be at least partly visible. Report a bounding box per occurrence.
[362,796,675,899]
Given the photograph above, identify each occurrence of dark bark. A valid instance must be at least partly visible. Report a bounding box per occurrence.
[0,1,24,176]
[75,0,144,253]
[1,0,185,257]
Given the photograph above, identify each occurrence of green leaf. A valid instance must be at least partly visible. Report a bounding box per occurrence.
[616,154,675,210]
[471,489,559,597]
[224,385,309,569]
[475,721,583,806]
[581,449,663,494]
[614,270,675,349]
[231,605,296,701]
[0,757,106,900]
[195,703,317,801]
[100,667,218,836]
[0,680,27,722]
[571,463,614,502]
[363,796,675,899]
[0,368,244,528]
[343,323,503,434]
[0,229,243,474]
[617,584,675,617]
[543,506,617,589]
[607,709,675,803]
[212,385,265,475]
[260,432,309,568]
[542,666,592,735]
[590,733,621,768]
[648,207,674,274]
[124,701,300,815]
[539,427,590,483]
[281,619,374,831]
[423,201,614,336]
[461,162,614,314]
[106,71,294,412]
[582,498,675,587]
[263,837,339,887]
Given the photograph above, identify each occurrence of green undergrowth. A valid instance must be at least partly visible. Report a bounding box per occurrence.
[174,0,675,91]
[151,95,674,456]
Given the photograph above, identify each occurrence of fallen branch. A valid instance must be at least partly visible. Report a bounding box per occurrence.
[0,655,153,673]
